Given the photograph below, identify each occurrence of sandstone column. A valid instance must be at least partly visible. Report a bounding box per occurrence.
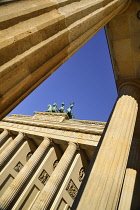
[0,132,24,169]
[0,129,9,147]
[76,83,140,210]
[118,170,136,210]
[31,142,77,209]
[118,137,140,210]
[0,0,131,119]
[0,137,50,210]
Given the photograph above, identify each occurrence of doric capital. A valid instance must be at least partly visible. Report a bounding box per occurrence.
[3,129,10,135]
[46,137,53,144]
[68,142,79,150]
[7,130,11,136]
[118,82,140,102]
[118,0,132,14]
[18,132,26,139]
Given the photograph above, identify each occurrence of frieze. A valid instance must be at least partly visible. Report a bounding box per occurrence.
[2,116,104,136]
[33,112,68,123]
[10,114,31,118]
[6,114,106,127]
[18,125,22,129]
[29,127,33,131]
[14,161,23,172]
[1,121,96,137]
[0,121,100,144]
[38,169,50,185]
[66,119,106,127]
[33,127,40,131]
[66,179,78,200]
[0,122,101,151]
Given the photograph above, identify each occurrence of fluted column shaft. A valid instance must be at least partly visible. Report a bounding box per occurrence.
[31,142,77,209]
[0,129,9,147]
[118,137,140,210]
[77,83,140,210]
[118,169,136,210]
[0,137,50,210]
[0,132,24,169]
[0,0,131,120]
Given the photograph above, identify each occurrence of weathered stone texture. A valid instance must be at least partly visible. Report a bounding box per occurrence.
[31,142,77,209]
[0,132,24,169]
[0,0,140,209]
[0,0,129,119]
[76,83,140,209]
[0,112,100,209]
[0,138,50,209]
[106,0,140,84]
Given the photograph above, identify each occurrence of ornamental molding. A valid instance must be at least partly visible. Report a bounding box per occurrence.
[79,167,85,182]
[118,0,132,15]
[26,151,34,161]
[33,112,68,122]
[34,111,68,117]
[118,81,140,92]
[10,114,32,118]
[0,121,100,146]
[53,160,59,170]
[68,119,106,127]
[14,161,23,172]
[2,117,105,135]
[38,169,50,185]
[66,179,78,200]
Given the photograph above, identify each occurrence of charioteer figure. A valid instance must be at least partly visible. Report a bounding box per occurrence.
[52,103,58,113]
[45,104,52,112]
[58,102,65,113]
[66,103,74,119]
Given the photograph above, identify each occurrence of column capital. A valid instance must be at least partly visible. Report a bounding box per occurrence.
[76,81,139,210]
[45,137,53,145]
[118,0,132,14]
[7,130,11,135]
[118,82,140,101]
[3,129,10,135]
[68,141,79,150]
[0,129,9,144]
[18,132,25,137]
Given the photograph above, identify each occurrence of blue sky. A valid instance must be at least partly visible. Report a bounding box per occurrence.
[9,28,118,122]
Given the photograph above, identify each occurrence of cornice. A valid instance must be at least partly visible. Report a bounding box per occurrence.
[2,117,105,135]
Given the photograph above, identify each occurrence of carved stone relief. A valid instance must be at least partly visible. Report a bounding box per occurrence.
[66,179,78,200]
[26,151,34,161]
[14,161,23,172]
[53,159,59,170]
[38,169,50,185]
[79,167,85,182]
[33,112,66,122]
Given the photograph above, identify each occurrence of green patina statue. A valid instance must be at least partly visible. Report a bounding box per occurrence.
[45,104,52,112]
[58,102,65,113]
[52,103,58,113]
[45,102,75,118]
[66,103,74,119]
